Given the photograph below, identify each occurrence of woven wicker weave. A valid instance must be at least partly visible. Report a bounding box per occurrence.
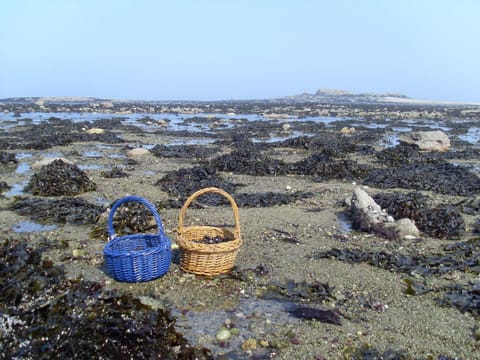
[104,195,171,282]
[176,187,242,276]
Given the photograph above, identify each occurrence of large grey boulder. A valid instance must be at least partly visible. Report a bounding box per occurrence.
[398,130,450,151]
[349,188,419,240]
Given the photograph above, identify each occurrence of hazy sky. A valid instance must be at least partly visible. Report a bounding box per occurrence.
[1,0,479,102]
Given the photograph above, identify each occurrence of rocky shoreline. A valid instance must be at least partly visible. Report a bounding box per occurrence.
[1,100,480,359]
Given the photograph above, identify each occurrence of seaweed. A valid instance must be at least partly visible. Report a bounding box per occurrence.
[0,117,124,150]
[234,191,315,208]
[0,150,17,164]
[290,153,372,181]
[101,166,129,178]
[24,159,96,196]
[436,281,480,317]
[150,143,219,159]
[362,162,480,196]
[0,236,213,359]
[373,192,466,238]
[155,165,238,202]
[286,304,341,325]
[10,197,105,225]
[208,144,288,176]
[313,239,480,276]
[260,280,336,303]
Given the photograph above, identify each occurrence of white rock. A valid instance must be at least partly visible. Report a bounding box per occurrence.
[86,127,105,134]
[216,328,231,341]
[399,130,450,152]
[127,148,150,157]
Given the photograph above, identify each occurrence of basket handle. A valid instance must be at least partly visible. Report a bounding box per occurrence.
[107,195,166,240]
[177,187,241,235]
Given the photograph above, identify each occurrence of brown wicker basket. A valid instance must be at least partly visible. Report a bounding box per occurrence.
[176,187,242,276]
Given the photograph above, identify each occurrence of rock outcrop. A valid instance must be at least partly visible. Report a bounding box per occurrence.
[398,130,450,152]
[349,187,419,240]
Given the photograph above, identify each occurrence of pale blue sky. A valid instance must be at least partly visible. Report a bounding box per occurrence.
[1,0,479,102]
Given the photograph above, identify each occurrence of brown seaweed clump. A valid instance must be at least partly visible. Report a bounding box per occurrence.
[0,150,17,164]
[24,159,96,196]
[155,165,238,202]
[10,197,105,225]
[373,192,466,239]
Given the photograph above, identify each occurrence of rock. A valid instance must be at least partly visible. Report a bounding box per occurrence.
[241,338,257,351]
[398,130,450,151]
[215,328,231,341]
[382,218,420,240]
[340,126,355,134]
[350,187,391,231]
[209,121,221,129]
[127,148,150,157]
[156,119,169,127]
[86,128,105,134]
[349,187,419,240]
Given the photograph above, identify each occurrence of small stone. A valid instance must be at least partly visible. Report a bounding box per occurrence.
[259,339,269,347]
[86,127,104,134]
[216,328,231,342]
[241,338,257,351]
[72,249,85,258]
[127,148,150,157]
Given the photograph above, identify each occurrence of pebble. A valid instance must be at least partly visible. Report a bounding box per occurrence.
[72,249,85,258]
[215,328,231,341]
[241,338,257,351]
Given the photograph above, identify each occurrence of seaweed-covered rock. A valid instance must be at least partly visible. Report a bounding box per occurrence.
[24,159,96,196]
[10,197,105,225]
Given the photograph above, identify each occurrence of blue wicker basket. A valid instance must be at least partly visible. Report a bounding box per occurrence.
[103,195,172,282]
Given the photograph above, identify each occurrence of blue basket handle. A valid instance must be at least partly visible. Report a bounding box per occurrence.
[107,195,166,240]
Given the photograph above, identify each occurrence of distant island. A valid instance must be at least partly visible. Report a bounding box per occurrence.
[0,88,476,106]
[273,88,410,104]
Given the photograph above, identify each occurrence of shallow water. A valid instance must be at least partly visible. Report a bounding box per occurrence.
[12,220,57,233]
[171,296,301,358]
[1,111,477,146]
